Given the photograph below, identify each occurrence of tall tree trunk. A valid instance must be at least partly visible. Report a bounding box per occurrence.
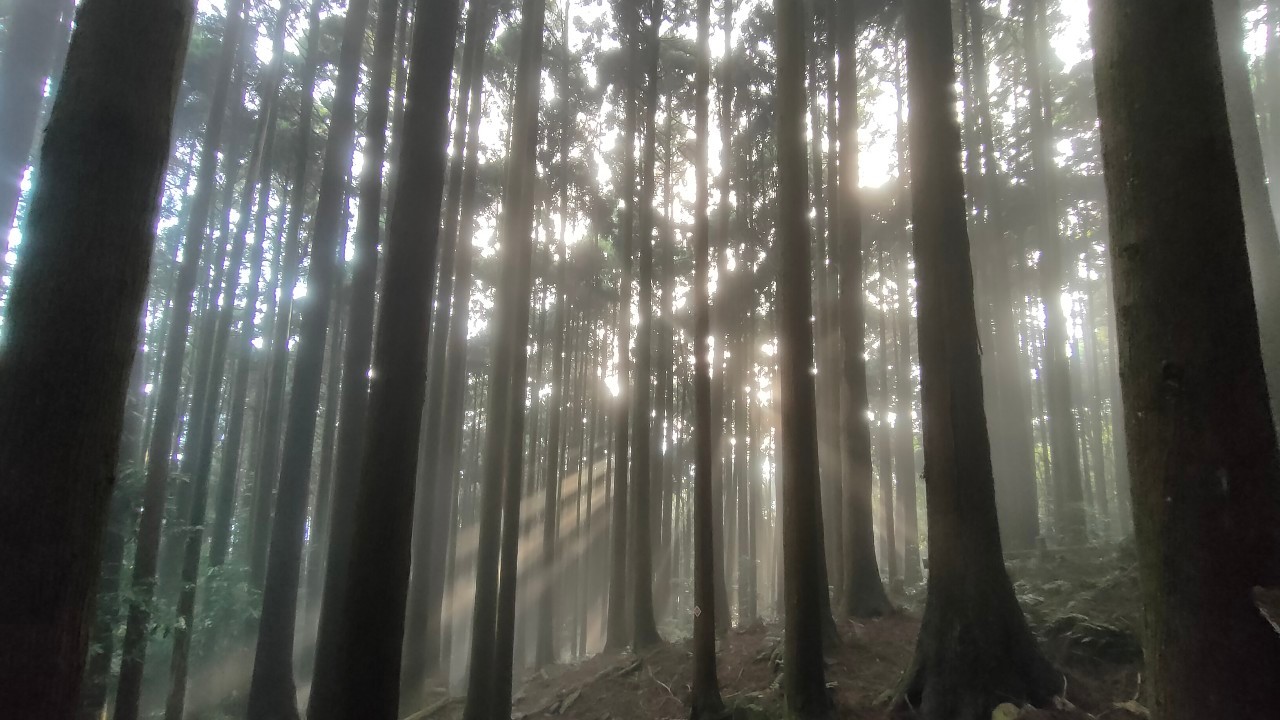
[776,0,834,715]
[306,0,401,711]
[629,0,663,651]
[1090,1,1280,716]
[246,0,373,714]
[891,1,1060,717]
[690,0,725,711]
[312,0,459,712]
[605,0,638,653]
[114,3,245,715]
[0,2,191,718]
[461,0,547,709]
[835,0,890,619]
[249,0,327,591]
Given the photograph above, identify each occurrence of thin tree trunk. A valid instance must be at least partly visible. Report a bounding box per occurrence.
[461,0,546,710]
[604,0,638,653]
[246,0,373,713]
[691,0,725,710]
[249,0,327,591]
[312,0,459,712]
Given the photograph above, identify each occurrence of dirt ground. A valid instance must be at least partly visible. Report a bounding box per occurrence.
[410,544,1149,720]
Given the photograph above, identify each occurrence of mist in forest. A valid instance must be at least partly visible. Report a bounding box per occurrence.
[1,1,1278,720]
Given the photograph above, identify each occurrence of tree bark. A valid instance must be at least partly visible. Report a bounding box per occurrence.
[0,3,191,718]
[775,0,834,715]
[835,0,891,619]
[246,0,373,715]
[628,0,663,651]
[605,0,639,653]
[313,0,460,712]
[460,0,547,710]
[691,0,725,712]
[891,2,1060,717]
[1090,1,1280,716]
[306,0,401,711]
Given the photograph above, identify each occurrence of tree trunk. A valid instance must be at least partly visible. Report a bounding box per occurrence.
[460,0,546,710]
[246,0,372,714]
[891,2,1060,717]
[835,0,890,619]
[775,0,834,715]
[691,0,725,712]
[249,0,327,591]
[605,0,638,653]
[306,0,400,711]
[629,0,663,651]
[311,0,459,712]
[0,0,191,717]
[1090,1,1280,716]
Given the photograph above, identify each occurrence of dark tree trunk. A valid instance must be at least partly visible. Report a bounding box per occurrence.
[0,0,192,717]
[891,1,1060,717]
[404,0,499,693]
[461,0,546,710]
[628,0,663,651]
[710,0,734,636]
[311,0,459,712]
[1214,0,1280,433]
[246,0,372,715]
[691,0,725,712]
[604,0,638,653]
[775,0,834,715]
[1090,1,1280,716]
[306,0,400,711]
[835,0,890,619]
[0,0,72,247]
[114,3,245,716]
[249,0,328,592]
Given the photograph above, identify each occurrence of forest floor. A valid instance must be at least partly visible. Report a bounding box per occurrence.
[409,543,1149,720]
